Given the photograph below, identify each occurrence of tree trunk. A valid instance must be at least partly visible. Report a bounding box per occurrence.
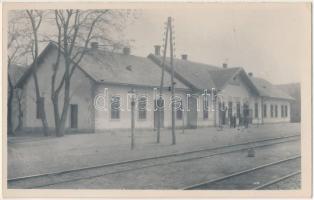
[7,76,14,136]
[56,96,70,137]
[27,10,49,136]
[52,96,59,135]
[52,95,66,137]
[56,58,71,137]
[56,118,66,137]
[40,103,49,136]
[33,72,49,136]
[16,95,23,131]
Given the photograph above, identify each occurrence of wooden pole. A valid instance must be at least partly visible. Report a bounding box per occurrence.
[169,17,176,145]
[182,105,185,134]
[131,94,135,149]
[157,18,170,143]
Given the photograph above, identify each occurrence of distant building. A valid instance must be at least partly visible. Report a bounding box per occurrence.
[276,83,301,123]
[149,46,294,127]
[12,42,294,134]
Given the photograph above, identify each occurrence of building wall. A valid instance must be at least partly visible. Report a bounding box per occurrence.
[195,92,216,127]
[212,75,291,126]
[94,84,190,131]
[261,97,291,123]
[215,74,260,126]
[250,96,263,124]
[21,49,95,133]
[14,47,292,134]
[277,83,300,122]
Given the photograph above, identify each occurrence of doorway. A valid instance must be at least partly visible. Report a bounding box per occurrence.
[154,98,164,128]
[70,104,78,129]
[187,96,198,128]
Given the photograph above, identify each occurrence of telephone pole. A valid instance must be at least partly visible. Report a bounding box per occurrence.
[158,16,176,145]
[169,17,176,145]
[130,89,135,149]
[157,17,169,143]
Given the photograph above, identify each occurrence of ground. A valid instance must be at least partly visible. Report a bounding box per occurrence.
[261,174,301,190]
[41,139,300,189]
[8,123,300,180]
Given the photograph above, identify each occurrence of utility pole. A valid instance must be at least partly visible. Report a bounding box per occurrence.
[182,106,185,134]
[157,18,170,144]
[130,89,135,149]
[157,16,176,145]
[212,88,217,127]
[169,17,176,145]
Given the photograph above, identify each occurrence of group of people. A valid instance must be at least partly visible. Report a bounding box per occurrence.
[228,114,250,128]
[218,108,251,129]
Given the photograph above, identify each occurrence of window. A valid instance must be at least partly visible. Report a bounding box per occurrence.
[203,97,209,119]
[111,96,120,119]
[138,97,147,120]
[36,97,44,119]
[270,105,273,118]
[281,105,284,118]
[176,100,183,120]
[263,104,267,118]
[254,103,259,118]
[236,102,241,118]
[285,105,288,117]
[275,105,278,118]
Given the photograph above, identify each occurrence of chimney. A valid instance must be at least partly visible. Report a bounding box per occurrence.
[222,63,228,68]
[123,47,130,55]
[181,54,188,60]
[154,45,161,56]
[248,72,253,77]
[90,42,99,49]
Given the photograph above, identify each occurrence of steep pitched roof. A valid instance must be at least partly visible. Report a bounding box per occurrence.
[149,54,217,90]
[148,54,259,94]
[209,67,242,90]
[16,42,55,88]
[16,43,189,90]
[9,64,27,86]
[77,49,188,89]
[15,42,294,101]
[209,67,260,96]
[250,77,294,100]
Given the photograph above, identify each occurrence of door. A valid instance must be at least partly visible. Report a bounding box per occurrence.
[154,99,164,128]
[243,103,252,127]
[243,103,249,118]
[70,104,78,129]
[221,102,226,125]
[228,101,233,124]
[218,102,223,126]
[187,96,197,128]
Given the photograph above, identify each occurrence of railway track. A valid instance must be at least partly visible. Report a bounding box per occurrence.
[253,171,301,190]
[8,134,300,189]
[183,155,301,190]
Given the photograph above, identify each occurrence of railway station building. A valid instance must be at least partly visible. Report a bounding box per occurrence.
[11,42,294,133]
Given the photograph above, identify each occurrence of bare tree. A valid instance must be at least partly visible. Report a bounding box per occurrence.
[7,13,32,135]
[15,89,24,131]
[50,9,130,136]
[26,10,49,136]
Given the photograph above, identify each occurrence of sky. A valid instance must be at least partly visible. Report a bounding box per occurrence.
[124,3,310,85]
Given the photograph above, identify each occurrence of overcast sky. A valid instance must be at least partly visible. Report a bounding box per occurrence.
[124,3,310,85]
